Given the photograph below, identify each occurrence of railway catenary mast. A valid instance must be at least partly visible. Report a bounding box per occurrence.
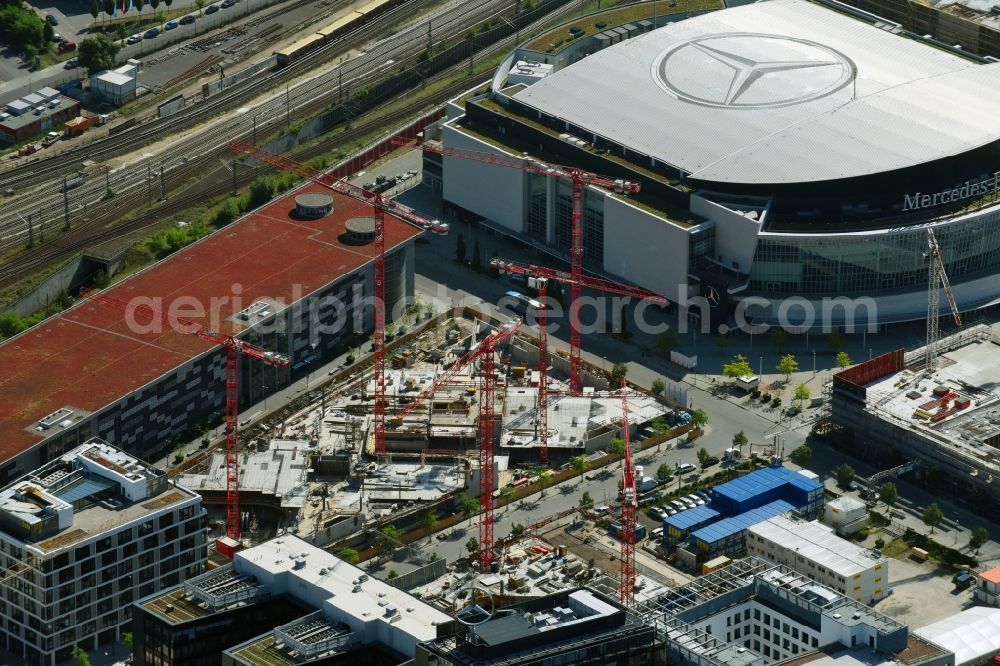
[226,141,449,456]
[80,288,290,545]
[399,139,641,394]
[491,258,666,463]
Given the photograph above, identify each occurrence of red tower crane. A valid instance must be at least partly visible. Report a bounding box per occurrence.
[618,379,637,606]
[475,320,522,571]
[402,140,641,393]
[490,258,666,463]
[226,141,449,457]
[80,288,290,544]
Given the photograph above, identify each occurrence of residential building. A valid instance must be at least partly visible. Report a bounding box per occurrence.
[747,515,889,603]
[974,566,1000,606]
[133,534,452,666]
[0,439,205,665]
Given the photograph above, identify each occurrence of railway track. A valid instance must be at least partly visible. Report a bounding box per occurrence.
[0,0,519,252]
[0,0,579,288]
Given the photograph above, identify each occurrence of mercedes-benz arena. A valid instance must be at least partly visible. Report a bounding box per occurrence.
[432,0,1000,328]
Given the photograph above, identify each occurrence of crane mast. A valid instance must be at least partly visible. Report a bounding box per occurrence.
[925,228,962,371]
[619,380,636,606]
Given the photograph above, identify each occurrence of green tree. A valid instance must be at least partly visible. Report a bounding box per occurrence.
[386,569,398,580]
[336,547,359,563]
[650,416,668,435]
[465,537,479,555]
[570,454,588,482]
[732,430,748,454]
[77,35,121,75]
[789,444,812,467]
[657,463,672,481]
[511,523,526,537]
[379,525,402,552]
[654,329,678,354]
[420,509,438,531]
[776,354,799,382]
[122,632,134,653]
[499,485,515,498]
[248,175,276,207]
[969,525,989,554]
[429,552,440,562]
[471,239,482,270]
[73,647,91,666]
[836,351,852,369]
[922,502,943,534]
[697,447,710,467]
[163,0,173,13]
[103,0,115,21]
[651,378,665,397]
[793,383,811,408]
[0,7,45,55]
[0,312,27,339]
[454,233,466,263]
[579,491,594,509]
[879,482,898,511]
[611,362,628,382]
[722,353,753,380]
[608,437,625,467]
[457,493,479,518]
[43,20,54,44]
[90,0,100,21]
[689,408,708,428]
[836,463,855,489]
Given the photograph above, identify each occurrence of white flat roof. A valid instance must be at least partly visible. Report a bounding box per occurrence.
[235,535,451,643]
[511,0,1000,185]
[95,71,133,86]
[750,516,886,577]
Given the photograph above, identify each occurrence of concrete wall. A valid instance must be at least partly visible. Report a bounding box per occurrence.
[602,194,690,299]
[441,122,526,234]
[690,194,763,273]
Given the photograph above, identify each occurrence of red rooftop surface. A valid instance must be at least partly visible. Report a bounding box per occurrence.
[0,184,421,462]
[981,567,1000,585]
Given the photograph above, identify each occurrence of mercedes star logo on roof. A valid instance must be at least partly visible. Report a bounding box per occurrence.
[652,33,856,109]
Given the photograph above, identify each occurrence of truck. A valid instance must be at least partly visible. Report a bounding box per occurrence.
[953,571,975,590]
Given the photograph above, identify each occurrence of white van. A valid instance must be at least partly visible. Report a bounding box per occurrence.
[594,505,611,516]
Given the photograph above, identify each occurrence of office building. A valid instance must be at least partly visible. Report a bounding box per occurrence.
[133,534,452,666]
[0,438,205,665]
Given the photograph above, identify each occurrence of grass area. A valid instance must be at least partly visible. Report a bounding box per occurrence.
[524,0,721,53]
[882,537,909,558]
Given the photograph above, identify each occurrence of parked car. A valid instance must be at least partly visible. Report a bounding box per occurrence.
[701,455,720,468]
[127,33,143,44]
[221,0,237,7]
[144,27,160,38]
[46,13,58,25]
[686,494,706,506]
[57,41,76,53]
[180,14,196,24]
[52,33,65,42]
[205,4,220,13]
[695,490,711,501]
[651,527,664,540]
[63,57,78,69]
[164,20,178,30]
[676,462,696,474]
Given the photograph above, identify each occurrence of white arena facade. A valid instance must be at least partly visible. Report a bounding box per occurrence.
[428,0,1000,329]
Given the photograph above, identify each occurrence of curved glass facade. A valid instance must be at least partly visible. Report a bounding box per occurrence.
[748,205,1000,295]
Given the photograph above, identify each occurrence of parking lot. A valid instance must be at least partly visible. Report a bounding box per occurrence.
[874,555,977,629]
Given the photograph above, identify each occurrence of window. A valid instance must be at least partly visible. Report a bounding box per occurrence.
[812,636,819,648]
[792,628,799,639]
[744,609,750,621]
[754,609,761,620]
[734,628,741,639]
[783,622,789,634]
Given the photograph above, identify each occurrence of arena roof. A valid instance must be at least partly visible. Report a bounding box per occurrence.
[511,0,1000,185]
[0,185,422,463]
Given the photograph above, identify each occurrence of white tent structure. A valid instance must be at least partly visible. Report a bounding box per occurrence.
[915,606,1000,665]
